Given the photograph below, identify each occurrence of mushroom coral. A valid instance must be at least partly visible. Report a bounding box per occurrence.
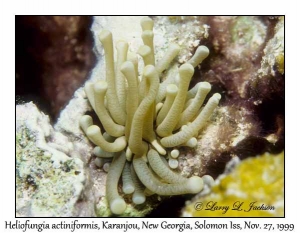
[80,17,221,215]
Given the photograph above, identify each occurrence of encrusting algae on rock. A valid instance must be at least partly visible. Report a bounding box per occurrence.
[80,16,221,215]
[182,151,284,217]
[16,103,85,217]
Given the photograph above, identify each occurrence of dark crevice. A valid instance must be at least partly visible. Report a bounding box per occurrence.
[146,196,187,217]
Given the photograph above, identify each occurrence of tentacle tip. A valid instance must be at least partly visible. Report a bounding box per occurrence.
[213,93,222,101]
[98,30,112,42]
[143,64,157,77]
[120,61,134,73]
[86,125,100,137]
[94,80,108,93]
[187,176,204,193]
[141,17,154,31]
[170,149,180,158]
[132,195,146,205]
[199,82,212,91]
[179,63,194,78]
[197,45,210,57]
[80,115,92,125]
[184,137,197,148]
[151,140,166,155]
[94,157,103,168]
[123,186,135,194]
[166,84,178,94]
[169,43,181,52]
[138,45,151,57]
[115,136,128,150]
[168,158,179,169]
[159,137,168,147]
[202,175,215,187]
[110,198,126,215]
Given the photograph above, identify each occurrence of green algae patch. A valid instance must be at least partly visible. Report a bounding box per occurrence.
[182,152,284,217]
[276,53,284,75]
[95,196,157,217]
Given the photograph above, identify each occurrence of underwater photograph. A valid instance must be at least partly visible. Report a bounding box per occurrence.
[16,16,284,217]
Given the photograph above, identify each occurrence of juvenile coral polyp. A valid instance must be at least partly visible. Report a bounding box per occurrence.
[80,17,221,215]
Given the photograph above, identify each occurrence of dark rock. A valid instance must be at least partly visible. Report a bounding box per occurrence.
[16,16,96,119]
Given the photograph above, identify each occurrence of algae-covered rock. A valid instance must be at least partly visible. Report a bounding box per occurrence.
[182,152,284,217]
[257,16,284,77]
[247,16,284,103]
[16,102,86,217]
